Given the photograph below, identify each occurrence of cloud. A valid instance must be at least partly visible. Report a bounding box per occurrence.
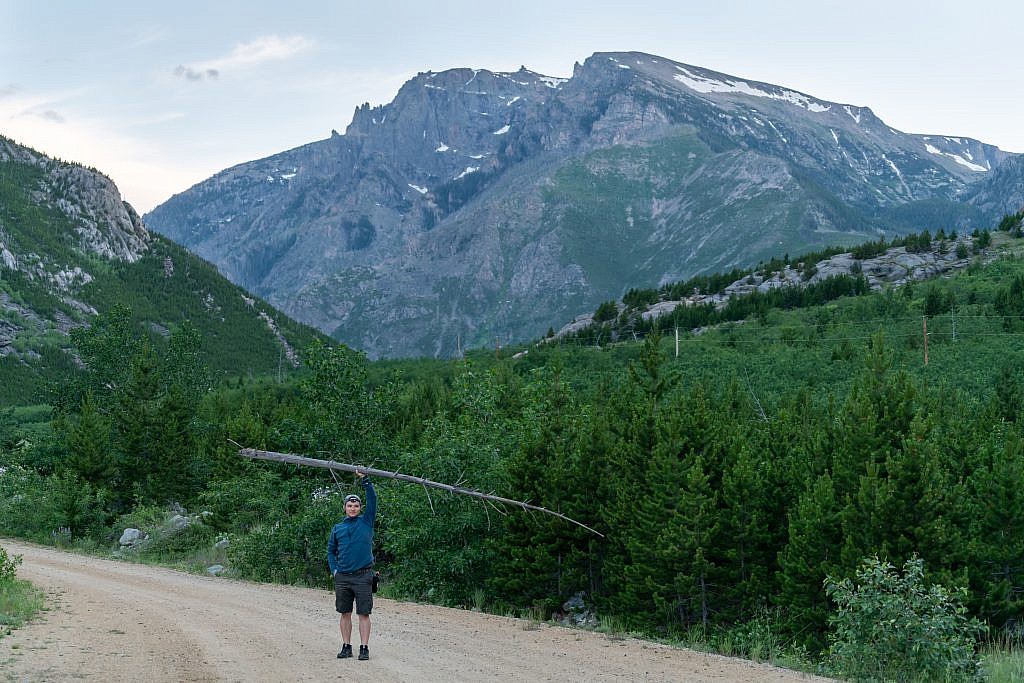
[173,35,313,81]
[173,65,219,81]
[29,109,66,123]
[0,84,18,98]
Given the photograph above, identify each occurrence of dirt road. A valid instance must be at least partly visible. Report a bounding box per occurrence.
[1,541,830,682]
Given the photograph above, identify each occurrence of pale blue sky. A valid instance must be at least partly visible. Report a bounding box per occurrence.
[2,1,1021,212]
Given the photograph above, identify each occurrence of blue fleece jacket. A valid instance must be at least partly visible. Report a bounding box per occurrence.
[327,478,377,574]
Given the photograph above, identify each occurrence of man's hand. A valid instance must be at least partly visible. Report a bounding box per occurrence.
[355,471,365,480]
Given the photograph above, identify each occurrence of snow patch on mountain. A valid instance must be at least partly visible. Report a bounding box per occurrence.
[924,143,987,172]
[672,65,830,113]
[537,76,567,88]
[767,120,787,143]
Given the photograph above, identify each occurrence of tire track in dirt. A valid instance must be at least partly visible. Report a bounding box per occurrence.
[1,541,832,682]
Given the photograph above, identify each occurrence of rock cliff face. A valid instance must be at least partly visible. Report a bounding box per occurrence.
[963,153,1024,217]
[0,136,149,265]
[144,51,1018,358]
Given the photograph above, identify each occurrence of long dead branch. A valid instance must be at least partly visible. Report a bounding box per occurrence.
[238,448,604,538]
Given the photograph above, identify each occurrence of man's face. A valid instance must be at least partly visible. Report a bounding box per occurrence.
[345,499,361,517]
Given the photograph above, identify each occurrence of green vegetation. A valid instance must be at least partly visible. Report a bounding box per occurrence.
[826,556,984,681]
[0,143,325,406]
[0,544,44,639]
[6,212,1024,675]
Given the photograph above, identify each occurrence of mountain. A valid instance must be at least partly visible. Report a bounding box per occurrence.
[963,152,1024,217]
[0,135,323,405]
[144,51,1018,359]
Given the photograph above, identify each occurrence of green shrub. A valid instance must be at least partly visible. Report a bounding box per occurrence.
[825,556,984,682]
[141,518,217,558]
[0,544,21,583]
[228,488,346,586]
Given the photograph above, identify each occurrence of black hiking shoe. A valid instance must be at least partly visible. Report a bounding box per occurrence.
[358,645,369,661]
[337,643,352,659]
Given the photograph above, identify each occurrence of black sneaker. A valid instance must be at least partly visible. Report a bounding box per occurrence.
[358,645,369,661]
[337,643,353,659]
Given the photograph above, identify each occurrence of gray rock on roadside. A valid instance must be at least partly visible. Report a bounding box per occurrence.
[166,514,189,531]
[118,528,143,546]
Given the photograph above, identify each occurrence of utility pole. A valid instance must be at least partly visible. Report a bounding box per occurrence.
[456,333,461,359]
[675,327,679,358]
[495,335,500,359]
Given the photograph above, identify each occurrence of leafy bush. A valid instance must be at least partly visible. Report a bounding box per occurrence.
[0,544,21,583]
[228,487,347,586]
[826,556,984,682]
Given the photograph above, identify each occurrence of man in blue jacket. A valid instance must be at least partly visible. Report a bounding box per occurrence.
[327,472,377,661]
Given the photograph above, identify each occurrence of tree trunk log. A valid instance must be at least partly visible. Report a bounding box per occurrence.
[237,447,604,538]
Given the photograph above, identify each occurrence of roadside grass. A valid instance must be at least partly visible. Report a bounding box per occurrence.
[984,650,1024,682]
[982,633,1024,683]
[0,578,44,639]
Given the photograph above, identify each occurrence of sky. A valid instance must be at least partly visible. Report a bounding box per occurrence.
[2,1,1022,214]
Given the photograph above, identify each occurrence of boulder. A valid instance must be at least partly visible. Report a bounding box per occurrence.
[206,564,226,576]
[559,591,599,628]
[119,528,143,546]
[166,514,189,531]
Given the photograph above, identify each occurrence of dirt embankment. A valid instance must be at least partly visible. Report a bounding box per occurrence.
[0,540,832,682]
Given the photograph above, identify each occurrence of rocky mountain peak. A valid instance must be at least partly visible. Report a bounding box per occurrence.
[144,51,1022,359]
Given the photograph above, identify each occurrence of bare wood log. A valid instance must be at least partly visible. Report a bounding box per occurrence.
[237,447,604,538]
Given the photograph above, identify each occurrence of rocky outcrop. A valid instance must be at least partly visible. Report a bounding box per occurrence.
[0,136,149,263]
[560,235,986,337]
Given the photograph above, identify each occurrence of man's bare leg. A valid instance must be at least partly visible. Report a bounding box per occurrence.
[358,614,371,645]
[340,612,353,644]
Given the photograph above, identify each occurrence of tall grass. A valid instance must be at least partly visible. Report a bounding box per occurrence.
[982,631,1024,683]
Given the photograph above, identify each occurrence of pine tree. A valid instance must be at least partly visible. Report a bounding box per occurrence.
[148,383,199,504]
[599,334,668,620]
[776,473,842,650]
[111,342,163,507]
[64,391,115,488]
[964,429,1024,626]
[488,364,598,612]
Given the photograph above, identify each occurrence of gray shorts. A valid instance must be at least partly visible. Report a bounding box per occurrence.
[334,569,373,615]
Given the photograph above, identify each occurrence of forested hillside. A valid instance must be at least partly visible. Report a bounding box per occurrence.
[0,136,325,405]
[4,216,1024,678]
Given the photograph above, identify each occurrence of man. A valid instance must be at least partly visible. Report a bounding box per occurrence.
[327,472,377,661]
